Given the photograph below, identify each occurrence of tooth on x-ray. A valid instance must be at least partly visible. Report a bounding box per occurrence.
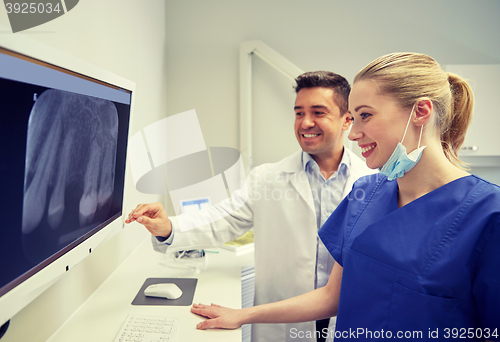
[22,89,118,235]
[47,128,74,229]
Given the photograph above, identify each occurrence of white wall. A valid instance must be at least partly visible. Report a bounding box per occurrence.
[0,1,167,341]
[163,0,500,172]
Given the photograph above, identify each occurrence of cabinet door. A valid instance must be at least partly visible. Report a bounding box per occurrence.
[444,64,500,157]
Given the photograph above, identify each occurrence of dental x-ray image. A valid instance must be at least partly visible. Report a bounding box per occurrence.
[22,89,118,263]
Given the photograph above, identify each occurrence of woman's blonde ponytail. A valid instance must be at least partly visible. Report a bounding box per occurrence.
[441,73,474,167]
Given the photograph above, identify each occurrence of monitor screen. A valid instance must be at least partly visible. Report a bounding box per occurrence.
[0,42,133,325]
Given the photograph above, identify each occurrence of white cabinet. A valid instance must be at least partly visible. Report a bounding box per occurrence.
[444,64,500,157]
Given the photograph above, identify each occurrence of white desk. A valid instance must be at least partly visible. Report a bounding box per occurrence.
[47,238,251,342]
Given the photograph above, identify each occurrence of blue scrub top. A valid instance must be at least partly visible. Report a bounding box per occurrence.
[319,174,500,341]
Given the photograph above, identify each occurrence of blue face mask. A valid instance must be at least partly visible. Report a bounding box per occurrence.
[378,104,425,181]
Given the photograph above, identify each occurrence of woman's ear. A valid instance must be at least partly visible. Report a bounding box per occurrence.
[413,98,433,126]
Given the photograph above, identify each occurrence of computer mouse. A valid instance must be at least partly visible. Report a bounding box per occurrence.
[144,283,183,300]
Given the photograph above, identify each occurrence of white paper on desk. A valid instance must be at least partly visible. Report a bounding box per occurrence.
[169,174,230,232]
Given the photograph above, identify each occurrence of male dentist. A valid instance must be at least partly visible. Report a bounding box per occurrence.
[126,71,376,342]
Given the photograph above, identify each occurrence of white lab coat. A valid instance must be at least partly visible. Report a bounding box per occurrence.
[152,149,376,342]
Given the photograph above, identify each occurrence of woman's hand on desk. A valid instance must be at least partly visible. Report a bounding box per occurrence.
[192,303,245,330]
[125,202,172,238]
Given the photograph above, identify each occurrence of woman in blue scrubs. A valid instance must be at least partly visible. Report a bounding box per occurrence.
[192,53,500,341]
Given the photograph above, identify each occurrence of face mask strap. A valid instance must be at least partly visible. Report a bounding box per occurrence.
[417,124,424,149]
[401,103,417,145]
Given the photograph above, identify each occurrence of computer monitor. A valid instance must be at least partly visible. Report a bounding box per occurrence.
[0,35,134,329]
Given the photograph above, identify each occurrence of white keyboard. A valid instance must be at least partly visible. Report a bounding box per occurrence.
[114,314,179,342]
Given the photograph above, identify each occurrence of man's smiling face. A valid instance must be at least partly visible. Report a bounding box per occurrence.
[294,87,351,161]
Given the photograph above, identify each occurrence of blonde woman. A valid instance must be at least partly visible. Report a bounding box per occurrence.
[192,53,500,341]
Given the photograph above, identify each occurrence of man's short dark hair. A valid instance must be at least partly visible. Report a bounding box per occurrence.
[294,71,351,114]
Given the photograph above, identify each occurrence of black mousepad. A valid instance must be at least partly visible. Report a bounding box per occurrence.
[132,278,198,306]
